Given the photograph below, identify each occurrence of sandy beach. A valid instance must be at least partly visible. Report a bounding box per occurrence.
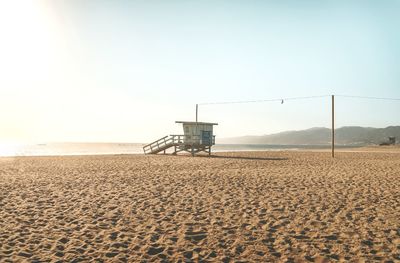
[0,150,399,262]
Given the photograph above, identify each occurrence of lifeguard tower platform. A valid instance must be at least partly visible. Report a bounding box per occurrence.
[143,121,218,156]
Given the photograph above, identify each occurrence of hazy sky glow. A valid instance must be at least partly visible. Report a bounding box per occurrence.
[0,0,399,143]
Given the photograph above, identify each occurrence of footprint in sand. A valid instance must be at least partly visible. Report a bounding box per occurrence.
[184,231,207,243]
[58,237,69,244]
[147,246,164,256]
[17,251,32,258]
[105,251,119,258]
[109,231,119,241]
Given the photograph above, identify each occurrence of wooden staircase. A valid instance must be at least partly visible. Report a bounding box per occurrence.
[143,135,180,154]
[143,135,216,155]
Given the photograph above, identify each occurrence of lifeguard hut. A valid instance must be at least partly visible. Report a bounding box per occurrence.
[143,121,218,156]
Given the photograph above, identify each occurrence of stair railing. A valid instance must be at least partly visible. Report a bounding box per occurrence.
[143,134,217,154]
[143,135,170,154]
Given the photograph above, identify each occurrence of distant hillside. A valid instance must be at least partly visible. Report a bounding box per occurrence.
[218,126,400,145]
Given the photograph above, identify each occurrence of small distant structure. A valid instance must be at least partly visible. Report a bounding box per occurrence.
[143,121,218,156]
[379,136,396,146]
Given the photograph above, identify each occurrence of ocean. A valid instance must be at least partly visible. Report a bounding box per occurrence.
[0,142,359,157]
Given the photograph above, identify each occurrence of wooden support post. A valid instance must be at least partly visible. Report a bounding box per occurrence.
[332,95,335,158]
[196,104,198,123]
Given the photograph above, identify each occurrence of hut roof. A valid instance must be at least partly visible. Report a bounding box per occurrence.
[175,121,218,125]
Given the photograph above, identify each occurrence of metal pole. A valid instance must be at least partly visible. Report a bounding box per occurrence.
[196,104,198,122]
[332,95,335,158]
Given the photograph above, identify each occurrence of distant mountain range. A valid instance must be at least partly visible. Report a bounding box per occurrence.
[218,126,400,145]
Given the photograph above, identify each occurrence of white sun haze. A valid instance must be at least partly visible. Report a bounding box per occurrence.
[0,1,63,142]
[0,1,62,86]
[0,1,132,144]
[0,1,166,145]
[0,1,399,146]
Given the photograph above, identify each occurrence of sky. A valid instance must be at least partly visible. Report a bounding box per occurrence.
[0,0,399,143]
